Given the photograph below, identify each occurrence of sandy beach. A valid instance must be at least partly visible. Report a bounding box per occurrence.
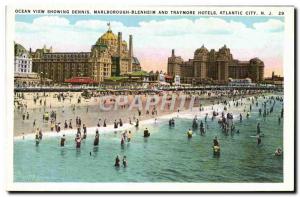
[14,90,277,138]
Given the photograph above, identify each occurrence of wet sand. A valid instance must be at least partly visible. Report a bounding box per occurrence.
[14,91,276,137]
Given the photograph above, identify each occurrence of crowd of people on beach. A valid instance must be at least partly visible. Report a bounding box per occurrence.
[16,88,284,167]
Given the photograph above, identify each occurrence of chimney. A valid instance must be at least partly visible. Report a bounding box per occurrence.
[118,32,122,57]
[128,35,133,72]
[172,49,175,57]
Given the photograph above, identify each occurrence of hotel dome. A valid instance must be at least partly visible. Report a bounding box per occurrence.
[250,57,264,65]
[194,45,209,55]
[95,28,118,45]
[194,45,209,60]
[14,42,28,56]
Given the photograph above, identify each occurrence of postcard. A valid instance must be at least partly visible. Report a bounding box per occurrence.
[6,5,295,192]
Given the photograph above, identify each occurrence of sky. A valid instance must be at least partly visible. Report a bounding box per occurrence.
[15,15,285,77]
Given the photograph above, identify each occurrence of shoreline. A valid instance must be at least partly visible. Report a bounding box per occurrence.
[13,106,202,141]
[14,94,261,141]
[14,91,282,139]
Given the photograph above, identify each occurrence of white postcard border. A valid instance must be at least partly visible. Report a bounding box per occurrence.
[5,5,295,192]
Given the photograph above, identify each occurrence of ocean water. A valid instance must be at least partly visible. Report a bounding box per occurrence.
[14,96,283,182]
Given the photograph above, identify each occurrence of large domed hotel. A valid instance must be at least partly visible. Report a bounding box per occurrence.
[29,24,141,83]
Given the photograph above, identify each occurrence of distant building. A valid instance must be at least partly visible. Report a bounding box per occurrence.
[14,42,32,73]
[264,71,284,86]
[14,72,41,87]
[132,57,141,72]
[30,24,141,84]
[167,45,264,84]
[174,75,180,85]
[14,42,41,86]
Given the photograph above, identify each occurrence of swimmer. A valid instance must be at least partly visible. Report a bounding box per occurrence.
[75,134,81,148]
[121,136,125,145]
[127,131,132,142]
[257,135,262,145]
[257,123,261,134]
[60,134,66,147]
[122,156,127,167]
[187,129,193,138]
[38,128,43,140]
[213,136,219,147]
[94,130,99,146]
[35,134,40,146]
[115,155,120,167]
[144,128,150,137]
[275,148,283,156]
[83,124,87,139]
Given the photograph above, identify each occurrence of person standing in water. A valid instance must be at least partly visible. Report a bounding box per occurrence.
[121,136,125,146]
[200,121,205,135]
[257,123,261,134]
[259,108,262,116]
[257,135,262,145]
[94,130,99,146]
[82,124,87,139]
[144,128,150,137]
[246,112,250,119]
[38,129,43,140]
[127,131,132,142]
[75,134,81,148]
[122,156,127,167]
[115,155,120,167]
[213,136,220,146]
[35,133,40,146]
[187,129,193,138]
[60,134,66,147]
